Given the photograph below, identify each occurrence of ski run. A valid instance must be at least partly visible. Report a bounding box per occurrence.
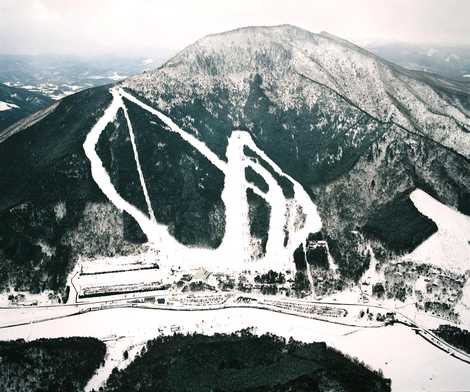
[407,189,470,272]
[83,87,323,273]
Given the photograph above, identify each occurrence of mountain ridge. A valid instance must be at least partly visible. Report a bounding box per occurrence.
[0,25,469,305]
[125,24,470,161]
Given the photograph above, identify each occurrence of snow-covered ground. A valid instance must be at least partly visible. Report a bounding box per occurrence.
[406,189,470,272]
[1,307,469,392]
[78,248,160,275]
[77,269,162,292]
[0,290,59,307]
[360,245,384,291]
[0,305,80,327]
[84,336,146,392]
[0,101,19,111]
[331,273,464,332]
[124,25,470,160]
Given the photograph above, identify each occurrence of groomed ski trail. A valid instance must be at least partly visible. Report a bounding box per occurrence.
[84,87,323,272]
[83,88,169,246]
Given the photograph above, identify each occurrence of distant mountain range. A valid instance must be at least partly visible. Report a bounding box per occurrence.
[0,54,165,100]
[367,42,470,80]
[0,25,469,304]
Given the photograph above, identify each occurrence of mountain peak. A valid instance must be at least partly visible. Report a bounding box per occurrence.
[125,24,470,161]
[199,24,315,40]
[180,23,319,60]
[130,23,379,85]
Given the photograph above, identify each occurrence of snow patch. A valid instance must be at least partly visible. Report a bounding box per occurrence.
[0,101,19,111]
[36,240,55,257]
[53,201,66,221]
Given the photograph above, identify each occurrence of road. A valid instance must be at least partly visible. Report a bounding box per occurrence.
[1,291,470,365]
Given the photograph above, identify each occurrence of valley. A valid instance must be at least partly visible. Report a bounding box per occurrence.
[1,295,470,392]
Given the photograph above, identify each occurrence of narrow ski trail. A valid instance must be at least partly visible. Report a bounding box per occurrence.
[245,152,286,264]
[120,94,156,223]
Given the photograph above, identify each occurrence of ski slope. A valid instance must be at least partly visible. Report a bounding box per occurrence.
[83,87,322,272]
[407,189,470,272]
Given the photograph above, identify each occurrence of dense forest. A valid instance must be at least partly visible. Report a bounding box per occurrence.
[0,337,106,392]
[432,325,470,354]
[102,331,390,392]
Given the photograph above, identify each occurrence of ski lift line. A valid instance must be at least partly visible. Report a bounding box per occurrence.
[119,93,157,223]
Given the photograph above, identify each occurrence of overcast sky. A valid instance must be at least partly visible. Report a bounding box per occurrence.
[1,0,469,57]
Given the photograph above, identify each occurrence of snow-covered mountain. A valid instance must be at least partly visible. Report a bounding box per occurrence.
[126,25,470,158]
[0,25,469,316]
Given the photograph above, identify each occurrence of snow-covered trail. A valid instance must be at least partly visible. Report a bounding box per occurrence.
[245,151,287,264]
[83,88,171,245]
[83,87,323,272]
[238,132,322,258]
[119,88,226,174]
[84,336,145,392]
